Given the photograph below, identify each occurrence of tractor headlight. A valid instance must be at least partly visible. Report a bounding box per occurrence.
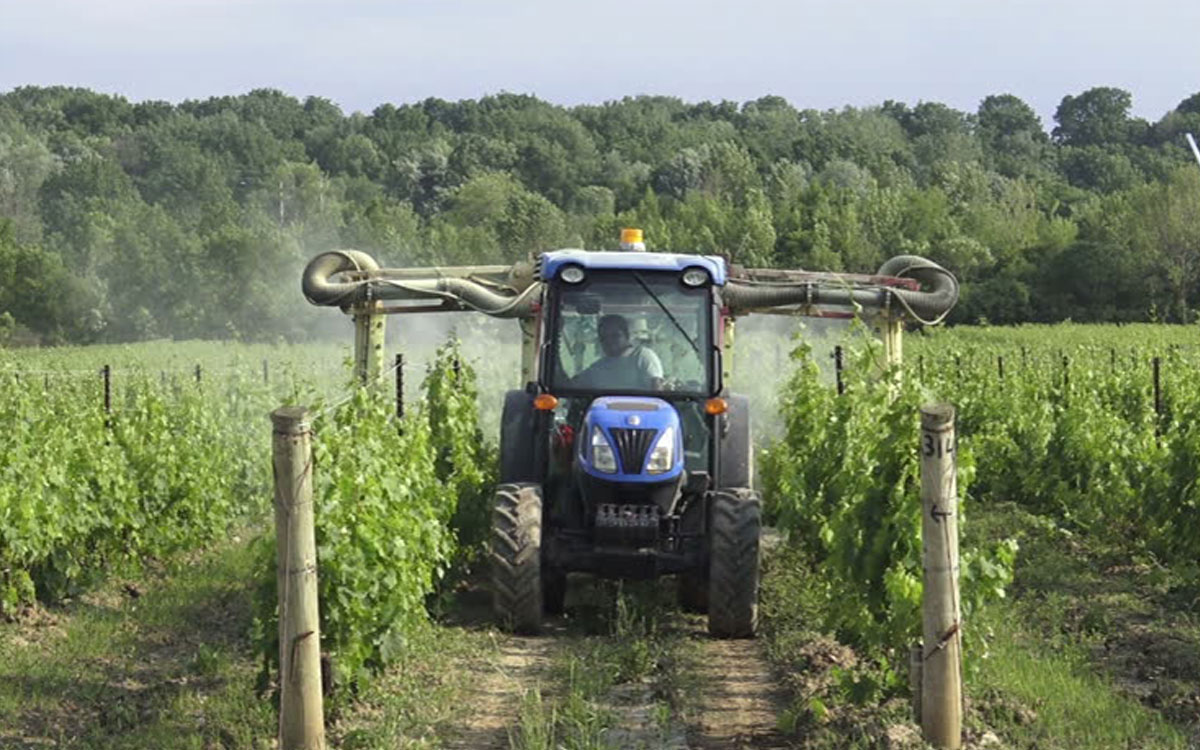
[560,264,586,284]
[681,267,710,287]
[591,426,617,473]
[646,427,675,474]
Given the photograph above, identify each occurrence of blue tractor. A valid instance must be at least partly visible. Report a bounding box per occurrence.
[301,234,958,638]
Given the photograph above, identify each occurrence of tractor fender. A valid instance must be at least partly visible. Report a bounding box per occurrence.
[500,389,540,483]
[718,393,752,489]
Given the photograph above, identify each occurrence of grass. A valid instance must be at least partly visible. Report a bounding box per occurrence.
[0,527,494,750]
[1,513,697,750]
[964,501,1199,748]
[758,544,920,748]
[758,501,1200,749]
[971,606,1189,749]
[0,529,276,748]
[328,618,492,749]
[19,495,1190,748]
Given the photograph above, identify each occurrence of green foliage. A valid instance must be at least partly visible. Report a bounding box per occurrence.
[252,337,494,700]
[762,321,1200,701]
[912,324,1200,567]
[0,363,272,615]
[421,338,496,557]
[760,324,1015,692]
[4,86,1200,343]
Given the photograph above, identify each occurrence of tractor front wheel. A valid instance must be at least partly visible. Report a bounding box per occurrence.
[490,483,544,634]
[707,488,761,638]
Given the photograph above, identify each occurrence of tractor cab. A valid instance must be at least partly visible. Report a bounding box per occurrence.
[539,250,727,475]
[499,248,759,635]
[541,249,724,397]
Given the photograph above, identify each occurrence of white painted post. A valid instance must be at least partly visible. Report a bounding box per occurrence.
[272,406,326,750]
[884,314,903,367]
[519,317,538,386]
[919,404,962,748]
[722,316,735,386]
[353,300,386,386]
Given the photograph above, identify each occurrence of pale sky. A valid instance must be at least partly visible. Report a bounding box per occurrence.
[2,0,1197,131]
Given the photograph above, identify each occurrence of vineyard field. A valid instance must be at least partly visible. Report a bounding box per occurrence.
[2,322,1200,748]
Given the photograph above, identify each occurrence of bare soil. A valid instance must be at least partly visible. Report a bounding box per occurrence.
[438,580,563,749]
[689,638,790,749]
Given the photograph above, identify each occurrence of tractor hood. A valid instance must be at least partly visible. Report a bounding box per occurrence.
[577,397,685,483]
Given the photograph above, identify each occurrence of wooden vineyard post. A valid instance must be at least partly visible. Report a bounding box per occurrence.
[271,407,326,750]
[919,404,962,749]
[909,645,923,723]
[879,313,903,368]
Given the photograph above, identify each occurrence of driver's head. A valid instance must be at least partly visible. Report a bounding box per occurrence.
[597,314,631,357]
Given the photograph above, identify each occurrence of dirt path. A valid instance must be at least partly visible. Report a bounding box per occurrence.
[438,579,563,750]
[443,631,559,750]
[442,580,791,750]
[689,638,790,749]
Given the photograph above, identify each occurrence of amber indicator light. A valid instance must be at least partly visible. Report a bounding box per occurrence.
[705,398,729,415]
[533,394,559,411]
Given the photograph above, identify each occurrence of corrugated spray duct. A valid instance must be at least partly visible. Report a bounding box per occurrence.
[301,250,541,318]
[722,255,959,324]
[301,249,381,308]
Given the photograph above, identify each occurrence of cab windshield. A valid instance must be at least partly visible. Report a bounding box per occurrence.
[547,271,713,396]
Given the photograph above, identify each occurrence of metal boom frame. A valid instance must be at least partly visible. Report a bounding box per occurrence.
[301,249,959,385]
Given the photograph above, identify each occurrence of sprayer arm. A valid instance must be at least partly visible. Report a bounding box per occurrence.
[301,250,540,318]
[723,255,959,324]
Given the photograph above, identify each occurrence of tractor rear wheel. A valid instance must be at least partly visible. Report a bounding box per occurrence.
[677,570,709,614]
[707,488,760,638]
[490,483,544,634]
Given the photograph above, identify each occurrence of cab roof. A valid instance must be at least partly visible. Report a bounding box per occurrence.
[540,250,727,286]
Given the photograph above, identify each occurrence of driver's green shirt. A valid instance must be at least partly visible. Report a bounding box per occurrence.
[573,346,663,390]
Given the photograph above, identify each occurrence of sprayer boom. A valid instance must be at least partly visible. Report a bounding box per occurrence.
[302,249,958,325]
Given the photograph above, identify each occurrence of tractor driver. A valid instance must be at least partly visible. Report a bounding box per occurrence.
[572,314,664,391]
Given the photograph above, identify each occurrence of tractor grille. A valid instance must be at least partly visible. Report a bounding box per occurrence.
[606,401,661,412]
[609,428,655,474]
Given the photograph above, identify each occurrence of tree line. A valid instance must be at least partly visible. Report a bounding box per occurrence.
[1,85,1199,344]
